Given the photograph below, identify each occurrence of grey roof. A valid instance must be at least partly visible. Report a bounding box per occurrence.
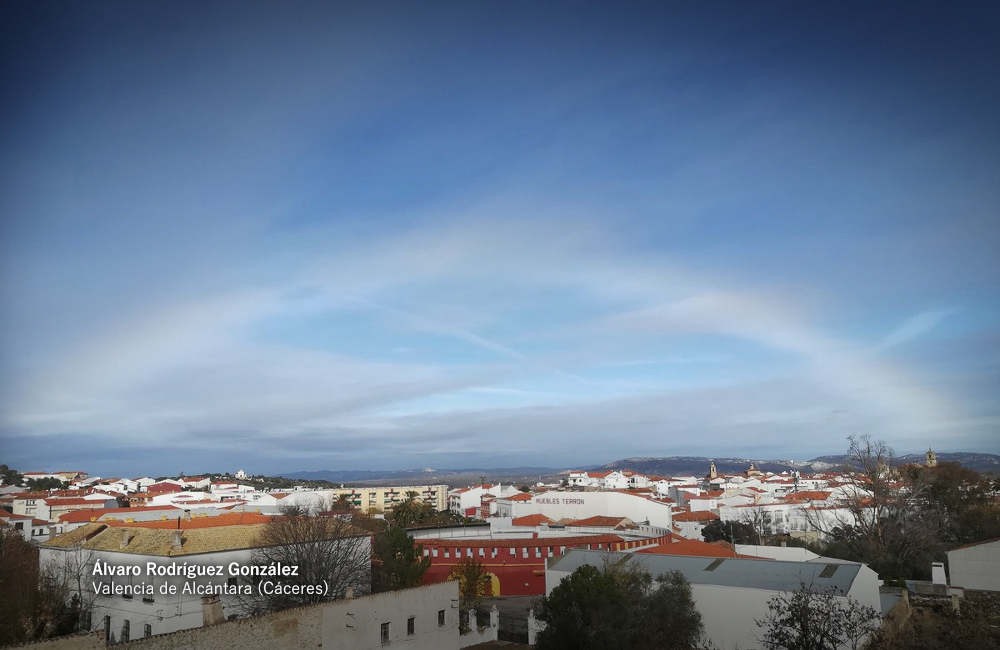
[548,550,864,594]
[880,592,901,615]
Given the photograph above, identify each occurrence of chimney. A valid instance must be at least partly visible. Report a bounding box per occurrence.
[120,529,130,549]
[201,595,225,626]
[184,509,192,521]
[172,530,182,551]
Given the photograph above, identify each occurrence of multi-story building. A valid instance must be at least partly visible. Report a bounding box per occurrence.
[447,484,519,518]
[412,524,671,596]
[494,489,674,529]
[39,516,372,642]
[279,485,448,514]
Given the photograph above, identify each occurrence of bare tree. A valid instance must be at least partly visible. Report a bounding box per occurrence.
[739,505,774,544]
[39,543,100,633]
[238,507,372,615]
[802,435,936,577]
[1,530,97,644]
[755,584,881,650]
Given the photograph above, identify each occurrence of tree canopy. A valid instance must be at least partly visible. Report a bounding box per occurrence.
[449,559,492,633]
[372,526,431,592]
[756,584,881,650]
[534,558,704,650]
[0,464,23,486]
[702,518,758,545]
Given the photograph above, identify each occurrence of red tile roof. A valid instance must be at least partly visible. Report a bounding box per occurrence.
[672,510,720,522]
[58,506,178,523]
[638,539,741,558]
[147,483,183,493]
[781,491,832,502]
[104,512,272,529]
[507,493,533,502]
[0,510,31,520]
[564,516,636,529]
[511,514,555,527]
[44,497,102,506]
[422,533,625,549]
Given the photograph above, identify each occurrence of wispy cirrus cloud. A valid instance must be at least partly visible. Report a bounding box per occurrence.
[2,3,998,475]
[879,309,956,349]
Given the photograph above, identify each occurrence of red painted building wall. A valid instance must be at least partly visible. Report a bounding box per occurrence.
[419,533,671,596]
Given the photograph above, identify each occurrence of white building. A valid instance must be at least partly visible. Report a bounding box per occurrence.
[39,519,372,641]
[0,510,53,543]
[494,490,673,529]
[947,539,1000,592]
[324,581,469,650]
[545,549,883,650]
[275,485,448,514]
[448,484,518,518]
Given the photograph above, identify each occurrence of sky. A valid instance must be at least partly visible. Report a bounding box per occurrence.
[1,2,998,477]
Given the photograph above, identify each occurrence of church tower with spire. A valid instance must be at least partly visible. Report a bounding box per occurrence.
[707,461,718,481]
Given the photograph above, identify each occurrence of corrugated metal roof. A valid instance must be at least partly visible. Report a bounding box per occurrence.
[548,549,863,593]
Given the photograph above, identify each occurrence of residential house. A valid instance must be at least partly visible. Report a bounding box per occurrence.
[545,549,883,650]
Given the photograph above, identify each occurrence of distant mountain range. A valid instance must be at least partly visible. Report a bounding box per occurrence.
[279,452,1000,486]
[592,452,1000,477]
[807,452,1000,474]
[281,467,563,486]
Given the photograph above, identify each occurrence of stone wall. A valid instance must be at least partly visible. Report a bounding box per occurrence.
[877,587,913,644]
[3,584,476,650]
[113,604,323,650]
[2,631,104,650]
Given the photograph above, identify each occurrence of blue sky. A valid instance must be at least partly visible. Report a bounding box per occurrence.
[2,2,998,477]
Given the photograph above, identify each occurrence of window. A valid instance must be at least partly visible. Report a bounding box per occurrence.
[228,576,238,588]
[121,620,130,643]
[144,624,152,638]
[438,610,446,627]
[407,616,415,636]
[819,564,840,578]
[381,622,390,644]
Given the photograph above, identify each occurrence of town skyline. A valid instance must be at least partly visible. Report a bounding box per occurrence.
[9,448,1000,485]
[2,3,998,475]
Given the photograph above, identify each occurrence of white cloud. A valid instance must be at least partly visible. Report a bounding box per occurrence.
[879,309,955,349]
